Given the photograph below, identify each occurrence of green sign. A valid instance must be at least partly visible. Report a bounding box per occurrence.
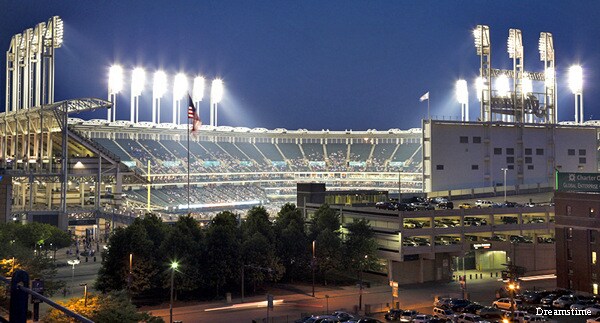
[557,172,600,192]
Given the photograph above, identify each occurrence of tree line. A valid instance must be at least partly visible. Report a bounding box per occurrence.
[96,203,381,302]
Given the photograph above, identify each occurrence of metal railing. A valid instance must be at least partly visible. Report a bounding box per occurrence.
[0,270,93,323]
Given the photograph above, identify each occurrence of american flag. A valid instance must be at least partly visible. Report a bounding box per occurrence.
[188,94,202,133]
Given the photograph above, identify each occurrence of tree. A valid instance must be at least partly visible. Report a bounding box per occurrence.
[243,206,275,243]
[204,211,241,296]
[44,290,164,323]
[274,203,310,281]
[309,204,343,284]
[309,204,341,239]
[343,218,381,279]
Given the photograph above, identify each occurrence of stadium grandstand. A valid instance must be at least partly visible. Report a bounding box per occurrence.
[69,118,424,217]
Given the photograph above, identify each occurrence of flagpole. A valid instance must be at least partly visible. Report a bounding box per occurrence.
[187,100,191,215]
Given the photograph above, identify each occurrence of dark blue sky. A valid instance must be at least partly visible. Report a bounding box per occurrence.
[1,1,600,130]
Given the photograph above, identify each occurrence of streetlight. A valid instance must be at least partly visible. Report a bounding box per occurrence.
[153,71,167,124]
[169,261,179,323]
[568,65,583,124]
[210,79,224,126]
[501,168,508,202]
[507,282,519,321]
[173,73,188,125]
[312,240,316,297]
[359,254,368,311]
[67,259,80,292]
[128,253,133,293]
[130,67,145,123]
[108,65,123,122]
[456,80,469,122]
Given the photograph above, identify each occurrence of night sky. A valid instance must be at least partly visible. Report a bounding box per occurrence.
[1,1,599,130]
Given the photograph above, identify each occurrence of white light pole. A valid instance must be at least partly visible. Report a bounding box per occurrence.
[193,76,205,108]
[210,79,224,126]
[170,261,179,323]
[153,71,167,124]
[130,67,145,124]
[173,73,188,125]
[67,259,80,291]
[456,80,469,121]
[108,65,123,122]
[501,168,508,202]
[569,65,583,124]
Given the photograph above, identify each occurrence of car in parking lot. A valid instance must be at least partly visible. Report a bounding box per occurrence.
[412,314,433,323]
[399,310,418,322]
[570,299,595,310]
[456,313,486,323]
[331,311,355,321]
[384,309,403,321]
[586,304,600,316]
[432,307,456,320]
[356,318,383,323]
[587,317,600,323]
[552,295,577,309]
[302,315,341,323]
[492,298,522,310]
[476,306,504,320]
[458,203,474,209]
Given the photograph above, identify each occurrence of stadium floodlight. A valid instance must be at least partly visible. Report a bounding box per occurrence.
[210,79,224,127]
[52,16,64,48]
[456,80,469,122]
[569,65,584,124]
[152,71,167,124]
[507,28,522,59]
[544,67,555,88]
[475,77,485,102]
[496,74,510,98]
[108,65,123,122]
[193,76,205,103]
[568,65,583,94]
[456,80,468,104]
[108,65,123,95]
[131,68,145,96]
[522,76,533,95]
[173,73,188,124]
[130,67,145,123]
[173,73,188,100]
[473,25,490,55]
[211,79,224,103]
[538,32,554,62]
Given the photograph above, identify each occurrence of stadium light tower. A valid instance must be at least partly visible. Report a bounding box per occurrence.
[507,28,523,123]
[456,80,469,122]
[152,71,167,124]
[475,77,485,102]
[569,65,583,124]
[173,73,188,125]
[193,76,205,108]
[539,32,556,123]
[522,77,533,96]
[130,67,145,123]
[210,79,224,127]
[473,25,491,121]
[108,65,123,122]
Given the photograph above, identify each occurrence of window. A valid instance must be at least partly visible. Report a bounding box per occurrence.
[460,136,469,143]
[591,230,597,243]
[506,157,515,163]
[527,165,534,170]
[593,251,597,265]
[525,157,532,164]
[506,148,515,155]
[580,149,587,156]
[568,149,576,156]
[580,157,587,164]
[473,136,481,144]
[471,165,479,170]
[507,165,514,170]
[567,227,573,239]
[494,148,502,155]
[594,283,599,295]
[525,148,532,155]
[436,165,444,170]
[536,148,544,155]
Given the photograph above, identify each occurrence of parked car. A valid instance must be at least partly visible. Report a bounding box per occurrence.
[458,203,474,209]
[456,313,486,323]
[433,307,456,320]
[570,299,595,310]
[332,311,355,321]
[434,298,454,308]
[400,310,418,322]
[523,314,549,323]
[412,314,433,323]
[539,294,559,307]
[356,318,383,323]
[476,306,504,320]
[552,295,577,309]
[586,304,600,316]
[492,298,522,310]
[587,318,600,323]
[462,303,484,314]
[475,200,494,208]
[448,299,471,312]
[384,309,404,321]
[303,315,341,323]
[503,310,528,322]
